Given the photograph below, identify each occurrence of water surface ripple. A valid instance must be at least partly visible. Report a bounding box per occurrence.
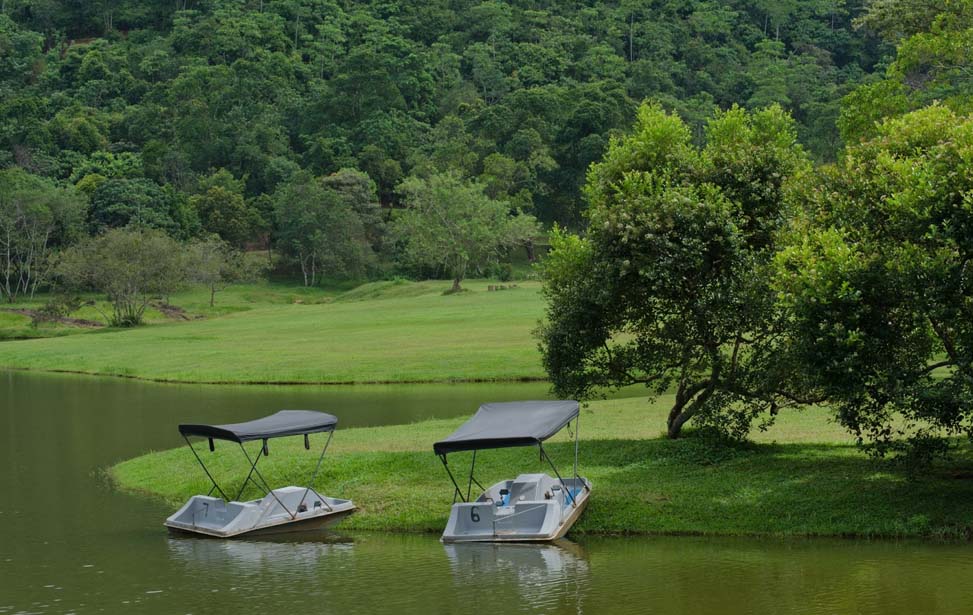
[0,371,970,614]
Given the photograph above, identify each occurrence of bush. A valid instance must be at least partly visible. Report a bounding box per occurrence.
[30,295,87,328]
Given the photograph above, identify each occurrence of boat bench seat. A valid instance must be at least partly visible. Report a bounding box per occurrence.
[508,474,548,503]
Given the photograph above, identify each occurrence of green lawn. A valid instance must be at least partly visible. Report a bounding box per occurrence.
[111,395,973,539]
[0,279,546,383]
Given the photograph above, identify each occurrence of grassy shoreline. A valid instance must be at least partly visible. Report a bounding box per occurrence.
[0,280,546,384]
[111,395,973,539]
[0,365,550,386]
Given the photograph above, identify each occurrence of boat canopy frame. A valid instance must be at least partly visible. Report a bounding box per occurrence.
[433,401,585,507]
[179,410,339,520]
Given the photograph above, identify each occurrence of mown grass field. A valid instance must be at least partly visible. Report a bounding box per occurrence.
[0,279,545,383]
[111,395,973,539]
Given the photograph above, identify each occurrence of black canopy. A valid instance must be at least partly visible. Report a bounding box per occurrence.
[433,400,579,455]
[179,410,338,443]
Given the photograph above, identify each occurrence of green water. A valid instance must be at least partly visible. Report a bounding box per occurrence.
[1,370,971,614]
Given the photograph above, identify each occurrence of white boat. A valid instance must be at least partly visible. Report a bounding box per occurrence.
[165,410,356,538]
[433,400,591,543]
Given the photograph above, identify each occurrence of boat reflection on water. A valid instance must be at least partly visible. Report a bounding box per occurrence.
[443,539,590,611]
[166,532,355,572]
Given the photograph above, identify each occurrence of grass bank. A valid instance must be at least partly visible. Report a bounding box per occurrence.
[111,396,973,539]
[0,280,544,383]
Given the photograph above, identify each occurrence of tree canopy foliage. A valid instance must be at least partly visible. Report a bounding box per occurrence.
[778,105,973,461]
[839,0,973,142]
[58,227,188,326]
[1,0,881,233]
[0,167,84,301]
[539,103,812,439]
[540,1,973,458]
[389,172,539,292]
[272,170,376,286]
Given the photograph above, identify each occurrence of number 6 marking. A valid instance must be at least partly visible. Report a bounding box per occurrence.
[470,506,480,523]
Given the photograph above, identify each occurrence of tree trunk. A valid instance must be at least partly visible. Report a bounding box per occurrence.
[451,276,462,293]
[667,410,693,439]
[210,285,216,307]
[299,253,309,287]
[666,389,689,438]
[666,376,718,438]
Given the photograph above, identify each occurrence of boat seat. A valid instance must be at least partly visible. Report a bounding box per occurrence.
[508,476,545,503]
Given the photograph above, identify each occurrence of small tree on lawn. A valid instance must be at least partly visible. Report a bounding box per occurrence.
[188,236,264,307]
[58,227,187,326]
[538,103,814,439]
[389,172,539,293]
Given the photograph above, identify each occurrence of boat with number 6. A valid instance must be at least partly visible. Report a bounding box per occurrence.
[164,410,356,538]
[433,400,591,543]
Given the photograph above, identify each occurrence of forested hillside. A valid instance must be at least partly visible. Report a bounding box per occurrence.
[2,0,881,231]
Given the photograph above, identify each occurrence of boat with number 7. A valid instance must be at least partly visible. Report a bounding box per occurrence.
[433,400,591,543]
[164,410,356,538]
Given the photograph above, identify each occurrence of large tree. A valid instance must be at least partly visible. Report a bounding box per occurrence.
[320,167,385,249]
[87,178,196,237]
[777,105,973,460]
[389,172,539,292]
[0,168,85,301]
[189,169,261,248]
[58,227,187,326]
[272,171,375,287]
[539,103,813,439]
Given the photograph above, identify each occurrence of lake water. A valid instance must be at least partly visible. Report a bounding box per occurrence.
[1,370,972,614]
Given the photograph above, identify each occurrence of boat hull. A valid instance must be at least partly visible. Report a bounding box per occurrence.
[166,506,356,539]
[450,493,590,543]
[441,475,591,543]
[164,486,356,539]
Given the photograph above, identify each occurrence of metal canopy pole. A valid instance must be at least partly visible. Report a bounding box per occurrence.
[234,440,267,501]
[573,415,580,484]
[297,431,334,513]
[440,454,466,503]
[239,442,296,519]
[539,443,577,507]
[466,450,477,502]
[183,435,229,501]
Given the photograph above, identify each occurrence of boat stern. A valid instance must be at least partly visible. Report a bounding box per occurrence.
[442,499,562,542]
[165,487,356,538]
[441,473,590,543]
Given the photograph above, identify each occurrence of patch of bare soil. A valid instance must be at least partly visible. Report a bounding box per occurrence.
[150,301,191,321]
[0,308,103,328]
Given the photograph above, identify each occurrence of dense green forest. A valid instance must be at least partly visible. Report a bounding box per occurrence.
[3,0,973,458]
[1,0,881,232]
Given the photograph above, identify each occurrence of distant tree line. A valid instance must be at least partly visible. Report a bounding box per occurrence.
[0,0,884,308]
